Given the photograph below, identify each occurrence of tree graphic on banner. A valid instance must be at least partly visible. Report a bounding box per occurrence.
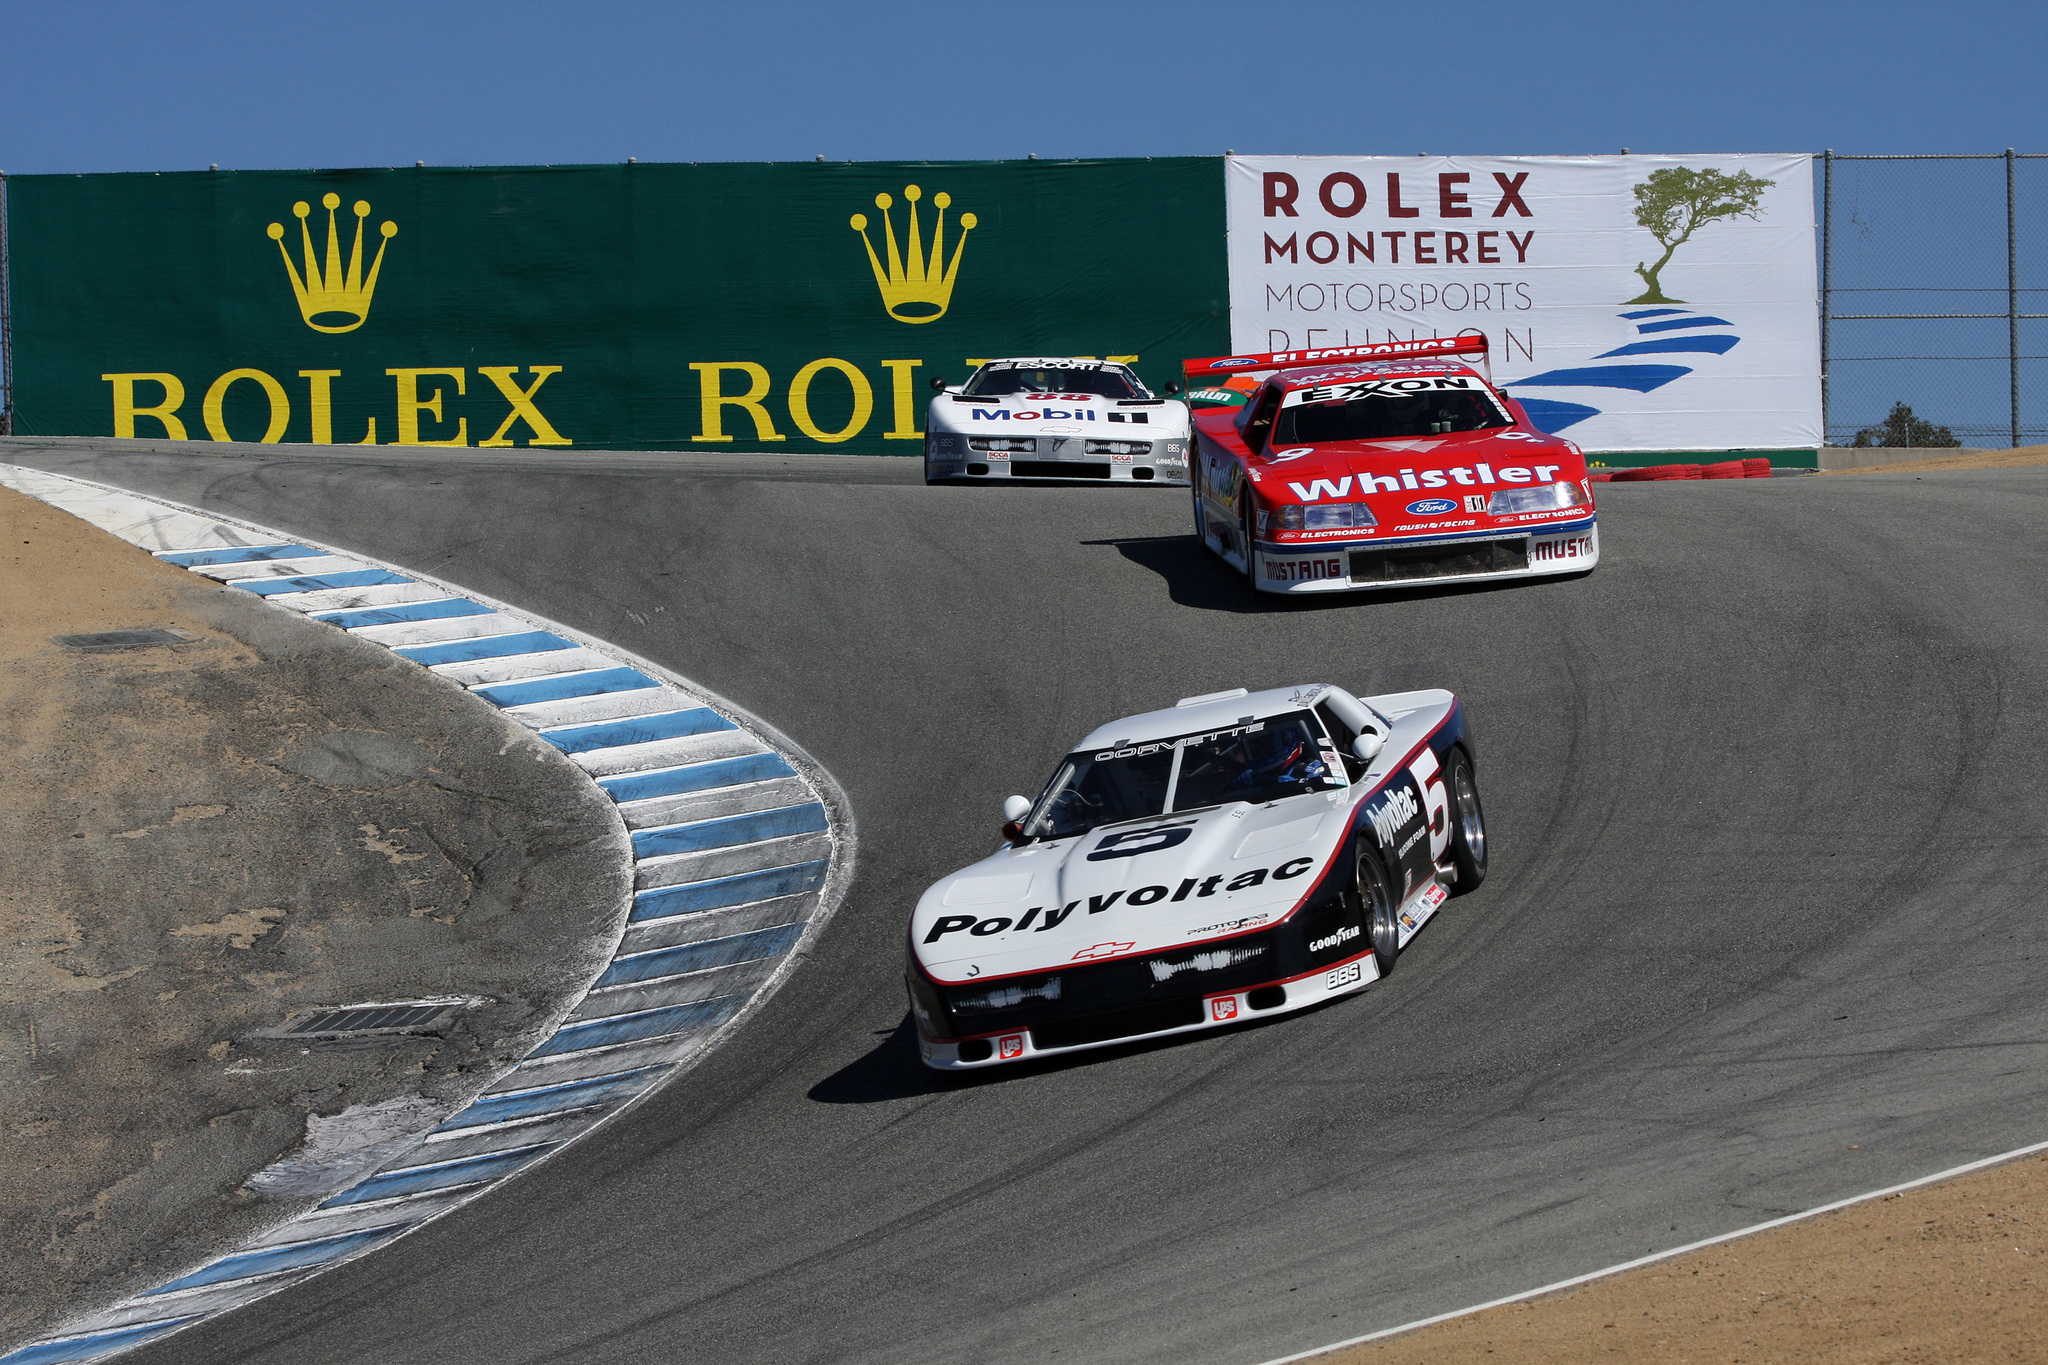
[1628,167,1774,304]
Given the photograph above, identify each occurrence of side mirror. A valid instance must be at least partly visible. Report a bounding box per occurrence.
[1352,731,1385,763]
[929,375,949,392]
[1163,381,1183,396]
[1002,795,1032,822]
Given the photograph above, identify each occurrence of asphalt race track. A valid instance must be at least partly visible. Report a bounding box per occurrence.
[10,440,2048,1365]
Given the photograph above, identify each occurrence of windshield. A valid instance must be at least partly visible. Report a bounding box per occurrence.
[964,365,1145,399]
[1275,376,1510,444]
[1022,711,1344,841]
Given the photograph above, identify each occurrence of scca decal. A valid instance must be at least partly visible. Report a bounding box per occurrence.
[922,857,1316,943]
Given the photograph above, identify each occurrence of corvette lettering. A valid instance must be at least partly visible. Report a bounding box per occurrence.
[1096,722,1264,761]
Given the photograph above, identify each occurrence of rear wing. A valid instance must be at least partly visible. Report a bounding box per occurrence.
[1182,335,1491,386]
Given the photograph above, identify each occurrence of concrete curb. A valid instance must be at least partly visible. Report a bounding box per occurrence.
[0,466,857,1365]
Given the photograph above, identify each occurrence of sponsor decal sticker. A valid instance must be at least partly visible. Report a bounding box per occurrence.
[998,1034,1025,1060]
[1186,913,1271,937]
[1531,534,1596,563]
[1367,785,1421,844]
[1073,941,1137,961]
[1088,823,1197,861]
[1406,498,1459,515]
[1325,960,1364,989]
[1310,924,1361,953]
[1210,996,1240,1021]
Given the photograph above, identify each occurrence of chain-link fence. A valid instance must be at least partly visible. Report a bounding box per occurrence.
[1822,151,2047,450]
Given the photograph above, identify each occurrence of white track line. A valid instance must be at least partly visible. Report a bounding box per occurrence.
[1250,1135,2048,1365]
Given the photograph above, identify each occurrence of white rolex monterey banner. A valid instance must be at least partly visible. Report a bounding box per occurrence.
[1225,155,1819,453]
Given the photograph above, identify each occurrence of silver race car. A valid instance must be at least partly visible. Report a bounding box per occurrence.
[906,683,1486,1069]
[923,358,1192,485]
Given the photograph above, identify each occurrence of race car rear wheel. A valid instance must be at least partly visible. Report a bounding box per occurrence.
[1445,747,1488,894]
[1355,836,1400,975]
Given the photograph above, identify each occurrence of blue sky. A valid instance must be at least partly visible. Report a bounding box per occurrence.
[0,0,2042,175]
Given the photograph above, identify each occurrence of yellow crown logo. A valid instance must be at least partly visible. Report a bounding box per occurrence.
[851,185,976,324]
[266,193,397,333]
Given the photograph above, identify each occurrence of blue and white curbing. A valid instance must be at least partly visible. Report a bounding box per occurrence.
[0,466,855,1365]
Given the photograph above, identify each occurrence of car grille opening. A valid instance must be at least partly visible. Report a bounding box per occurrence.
[1012,460,1111,479]
[1350,537,1529,583]
[1030,997,1204,1050]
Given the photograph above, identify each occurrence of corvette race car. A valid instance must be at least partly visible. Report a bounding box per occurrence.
[924,357,1192,485]
[906,682,1485,1069]
[1183,336,1598,593]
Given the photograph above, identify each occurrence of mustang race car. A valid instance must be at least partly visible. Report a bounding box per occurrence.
[924,358,1192,485]
[1183,336,1598,593]
[906,683,1485,1069]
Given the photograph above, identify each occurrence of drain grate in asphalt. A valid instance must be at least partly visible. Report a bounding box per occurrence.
[278,1001,460,1038]
[54,627,199,651]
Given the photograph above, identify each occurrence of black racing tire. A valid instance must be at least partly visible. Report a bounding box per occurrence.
[1354,835,1400,975]
[1445,746,1488,894]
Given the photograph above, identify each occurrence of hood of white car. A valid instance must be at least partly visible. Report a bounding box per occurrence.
[912,790,1354,984]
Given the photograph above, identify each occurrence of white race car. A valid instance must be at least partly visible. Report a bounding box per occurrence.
[906,683,1485,1069]
[923,358,1192,485]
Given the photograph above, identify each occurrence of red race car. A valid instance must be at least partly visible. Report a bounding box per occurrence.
[1183,337,1598,594]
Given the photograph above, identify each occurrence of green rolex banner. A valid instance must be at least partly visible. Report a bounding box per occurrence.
[3,159,1227,453]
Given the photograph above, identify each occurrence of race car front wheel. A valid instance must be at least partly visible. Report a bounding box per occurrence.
[1355,836,1400,975]
[1445,747,1488,894]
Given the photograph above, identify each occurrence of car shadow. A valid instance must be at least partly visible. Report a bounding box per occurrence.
[808,998,1362,1104]
[1082,534,1575,614]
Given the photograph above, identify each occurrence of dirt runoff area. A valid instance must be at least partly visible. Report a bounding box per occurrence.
[0,485,629,1347]
[1821,443,2048,475]
[1314,1150,2048,1363]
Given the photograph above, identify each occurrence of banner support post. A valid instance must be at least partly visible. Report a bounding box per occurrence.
[2008,148,2020,450]
[0,169,12,437]
[1819,149,1832,451]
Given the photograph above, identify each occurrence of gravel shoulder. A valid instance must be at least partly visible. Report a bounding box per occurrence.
[0,486,630,1346]
[1319,1150,2048,1364]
